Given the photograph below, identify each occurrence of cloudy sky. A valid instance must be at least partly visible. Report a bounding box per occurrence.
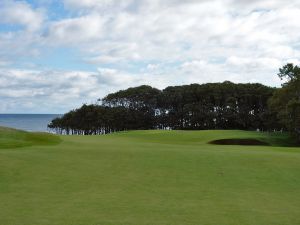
[0,0,300,113]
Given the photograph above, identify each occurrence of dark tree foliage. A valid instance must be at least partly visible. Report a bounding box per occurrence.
[49,82,279,135]
[269,63,300,140]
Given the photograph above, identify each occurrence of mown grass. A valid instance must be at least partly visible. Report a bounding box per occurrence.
[0,128,299,225]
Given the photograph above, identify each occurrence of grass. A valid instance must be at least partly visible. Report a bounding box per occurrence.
[0,128,300,225]
[0,126,61,148]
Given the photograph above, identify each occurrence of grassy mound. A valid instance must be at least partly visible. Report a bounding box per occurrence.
[0,126,61,149]
[114,129,296,147]
[209,138,270,146]
[0,129,300,225]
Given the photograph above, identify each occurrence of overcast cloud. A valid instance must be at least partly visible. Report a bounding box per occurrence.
[0,0,300,113]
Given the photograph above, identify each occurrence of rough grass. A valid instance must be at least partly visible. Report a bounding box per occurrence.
[0,126,61,148]
[0,129,300,225]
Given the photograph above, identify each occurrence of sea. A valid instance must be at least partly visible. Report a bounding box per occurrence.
[0,114,61,132]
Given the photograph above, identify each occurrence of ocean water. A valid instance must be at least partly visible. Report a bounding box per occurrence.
[0,114,61,132]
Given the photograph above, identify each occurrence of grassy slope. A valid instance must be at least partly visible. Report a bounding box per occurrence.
[0,129,299,225]
[0,126,61,148]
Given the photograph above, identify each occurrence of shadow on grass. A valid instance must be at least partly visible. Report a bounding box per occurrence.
[208,138,270,146]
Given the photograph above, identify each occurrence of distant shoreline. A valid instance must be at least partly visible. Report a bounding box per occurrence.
[0,114,62,132]
[0,113,62,115]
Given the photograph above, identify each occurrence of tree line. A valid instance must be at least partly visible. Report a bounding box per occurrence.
[48,64,300,141]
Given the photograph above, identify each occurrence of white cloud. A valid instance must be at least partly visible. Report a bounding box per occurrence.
[0,1,45,64]
[46,14,106,44]
[228,0,300,12]
[0,68,102,112]
[146,64,160,71]
[0,66,175,112]
[0,60,11,67]
[43,0,300,66]
[63,0,132,11]
[0,0,45,32]
[1,0,300,112]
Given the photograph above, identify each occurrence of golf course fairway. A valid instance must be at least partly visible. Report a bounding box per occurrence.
[0,127,300,225]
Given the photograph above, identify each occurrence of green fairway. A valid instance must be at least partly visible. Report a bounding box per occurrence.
[0,128,300,225]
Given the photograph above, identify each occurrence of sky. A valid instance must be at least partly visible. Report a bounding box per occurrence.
[0,0,300,113]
